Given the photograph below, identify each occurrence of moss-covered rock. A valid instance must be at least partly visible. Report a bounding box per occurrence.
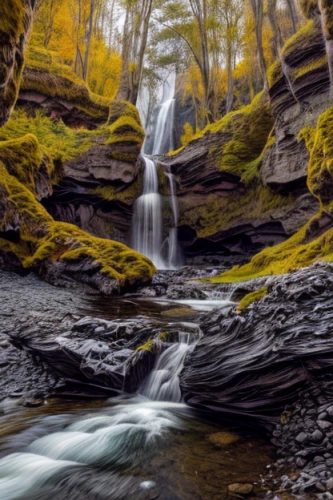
[237,287,268,312]
[0,0,34,125]
[0,137,155,294]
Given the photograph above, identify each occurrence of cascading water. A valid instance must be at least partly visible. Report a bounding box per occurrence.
[132,96,182,270]
[131,156,165,269]
[140,332,191,402]
[152,98,175,155]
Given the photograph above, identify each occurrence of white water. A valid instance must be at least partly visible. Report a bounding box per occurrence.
[152,98,175,155]
[0,400,186,500]
[132,156,165,269]
[0,333,193,499]
[132,95,181,269]
[140,332,191,402]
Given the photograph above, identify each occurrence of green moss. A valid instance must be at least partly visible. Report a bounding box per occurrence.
[92,176,143,202]
[159,332,170,341]
[21,59,111,120]
[0,109,95,169]
[179,185,293,239]
[301,105,333,207]
[0,154,155,286]
[136,340,153,351]
[0,0,26,40]
[237,287,268,312]
[108,100,141,126]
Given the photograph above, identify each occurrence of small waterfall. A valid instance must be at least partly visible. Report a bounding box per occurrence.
[132,156,165,269]
[152,98,175,155]
[140,332,191,402]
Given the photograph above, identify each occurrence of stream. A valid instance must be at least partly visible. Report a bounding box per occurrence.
[0,272,276,500]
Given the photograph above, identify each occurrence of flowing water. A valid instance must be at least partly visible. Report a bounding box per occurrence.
[0,291,275,499]
[132,95,182,270]
[152,98,175,155]
[132,156,165,269]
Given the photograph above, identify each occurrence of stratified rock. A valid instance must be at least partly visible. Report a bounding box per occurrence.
[180,262,333,428]
[0,0,34,125]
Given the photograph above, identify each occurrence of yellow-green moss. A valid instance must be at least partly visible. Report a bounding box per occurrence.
[0,0,32,126]
[22,59,111,120]
[0,0,26,40]
[282,20,319,60]
[92,176,143,202]
[237,287,268,312]
[179,185,293,239]
[0,109,95,175]
[294,55,328,80]
[169,93,273,181]
[136,340,153,351]
[108,100,141,126]
[0,134,45,192]
[305,106,333,207]
[267,60,283,88]
[211,212,333,283]
[0,157,155,286]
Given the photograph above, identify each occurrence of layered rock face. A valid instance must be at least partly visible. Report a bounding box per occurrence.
[262,19,330,190]
[180,262,333,427]
[0,0,35,126]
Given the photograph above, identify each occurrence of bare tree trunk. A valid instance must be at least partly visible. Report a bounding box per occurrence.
[285,0,299,34]
[116,4,132,101]
[83,0,96,82]
[226,46,233,113]
[267,0,283,58]
[249,0,268,91]
[129,0,153,104]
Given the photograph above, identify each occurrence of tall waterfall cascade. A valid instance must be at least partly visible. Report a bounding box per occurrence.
[132,93,182,270]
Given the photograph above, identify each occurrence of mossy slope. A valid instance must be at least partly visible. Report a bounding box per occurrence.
[0,136,155,293]
[212,105,333,283]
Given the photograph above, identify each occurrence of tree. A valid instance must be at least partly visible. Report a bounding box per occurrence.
[249,0,268,90]
[212,0,243,113]
[116,0,154,105]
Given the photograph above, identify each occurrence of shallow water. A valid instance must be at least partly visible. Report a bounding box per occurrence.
[0,397,275,500]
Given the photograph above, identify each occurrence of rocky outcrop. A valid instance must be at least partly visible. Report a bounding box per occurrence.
[262,19,330,190]
[18,64,110,129]
[42,101,145,244]
[181,262,333,428]
[0,0,35,125]
[0,134,155,294]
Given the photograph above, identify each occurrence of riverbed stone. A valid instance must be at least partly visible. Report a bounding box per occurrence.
[227,483,254,496]
[208,431,241,447]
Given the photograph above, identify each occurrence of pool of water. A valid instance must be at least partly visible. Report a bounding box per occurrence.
[0,397,275,500]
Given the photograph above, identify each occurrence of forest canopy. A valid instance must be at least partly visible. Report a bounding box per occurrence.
[28,0,305,129]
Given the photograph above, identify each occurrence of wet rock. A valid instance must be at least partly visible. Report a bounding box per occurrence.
[207,431,241,447]
[227,483,254,496]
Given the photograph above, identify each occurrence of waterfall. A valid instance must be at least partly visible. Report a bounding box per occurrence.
[152,98,175,155]
[132,94,181,270]
[140,332,191,402]
[132,156,165,269]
